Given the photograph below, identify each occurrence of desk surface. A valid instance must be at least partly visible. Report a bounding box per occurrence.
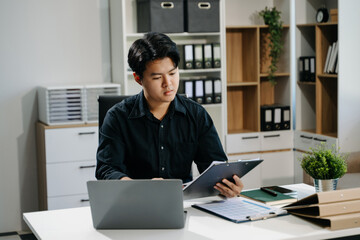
[24,184,360,240]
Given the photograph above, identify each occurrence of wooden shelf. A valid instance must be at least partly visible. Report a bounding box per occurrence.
[297,81,316,86]
[227,82,258,87]
[226,25,291,134]
[318,74,338,78]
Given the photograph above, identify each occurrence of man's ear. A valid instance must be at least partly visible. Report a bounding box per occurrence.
[133,72,142,85]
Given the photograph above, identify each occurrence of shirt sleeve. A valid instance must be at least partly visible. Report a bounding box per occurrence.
[194,107,228,173]
[96,110,128,180]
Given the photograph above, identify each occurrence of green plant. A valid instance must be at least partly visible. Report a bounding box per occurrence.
[300,143,348,180]
[259,7,283,86]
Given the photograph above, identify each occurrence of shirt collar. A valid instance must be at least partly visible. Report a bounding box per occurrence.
[128,91,187,119]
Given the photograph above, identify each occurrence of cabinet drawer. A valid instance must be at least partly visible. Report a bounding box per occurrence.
[47,194,90,210]
[294,131,315,152]
[228,153,262,190]
[226,133,261,154]
[261,151,294,186]
[45,126,98,163]
[313,134,338,149]
[261,130,293,151]
[295,131,338,152]
[46,160,96,197]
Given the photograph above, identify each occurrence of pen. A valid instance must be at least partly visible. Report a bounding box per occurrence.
[260,187,278,196]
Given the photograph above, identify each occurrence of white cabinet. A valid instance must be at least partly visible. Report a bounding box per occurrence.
[109,0,227,144]
[226,130,293,154]
[227,150,294,189]
[37,122,98,210]
[261,151,294,186]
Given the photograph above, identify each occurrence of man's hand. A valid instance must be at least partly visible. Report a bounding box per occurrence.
[120,176,132,180]
[213,175,244,198]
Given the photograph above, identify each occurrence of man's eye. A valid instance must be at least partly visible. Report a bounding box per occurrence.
[153,77,161,80]
[169,72,175,76]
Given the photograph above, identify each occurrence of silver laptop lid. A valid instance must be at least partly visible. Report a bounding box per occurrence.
[87,179,185,229]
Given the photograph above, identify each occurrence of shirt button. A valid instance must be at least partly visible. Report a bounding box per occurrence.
[161,146,164,150]
[161,167,165,171]
[161,125,164,128]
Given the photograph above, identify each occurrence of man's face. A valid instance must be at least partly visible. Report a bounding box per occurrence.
[139,57,179,105]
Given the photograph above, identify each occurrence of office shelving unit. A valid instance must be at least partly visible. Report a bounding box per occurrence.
[109,0,227,144]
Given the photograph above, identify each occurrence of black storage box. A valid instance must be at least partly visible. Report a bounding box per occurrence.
[185,0,220,32]
[137,0,184,33]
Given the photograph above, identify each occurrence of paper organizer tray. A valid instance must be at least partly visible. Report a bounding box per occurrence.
[38,84,120,125]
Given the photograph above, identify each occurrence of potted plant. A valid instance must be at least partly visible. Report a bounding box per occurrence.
[300,142,348,192]
[259,7,283,86]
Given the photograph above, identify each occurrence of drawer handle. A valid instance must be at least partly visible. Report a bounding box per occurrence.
[161,2,174,9]
[242,136,259,140]
[263,134,280,138]
[198,2,211,9]
[80,199,89,202]
[78,131,96,135]
[300,135,313,140]
[314,137,327,142]
[79,165,96,169]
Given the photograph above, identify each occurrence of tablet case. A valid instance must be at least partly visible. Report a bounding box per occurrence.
[183,159,263,200]
[283,187,360,230]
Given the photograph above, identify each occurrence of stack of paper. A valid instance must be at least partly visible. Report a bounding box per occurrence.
[283,188,360,230]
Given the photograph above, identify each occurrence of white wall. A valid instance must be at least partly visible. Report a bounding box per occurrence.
[0,0,111,232]
[338,0,360,152]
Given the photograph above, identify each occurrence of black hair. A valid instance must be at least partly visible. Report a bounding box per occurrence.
[127,32,180,79]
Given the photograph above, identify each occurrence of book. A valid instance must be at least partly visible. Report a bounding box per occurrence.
[323,45,332,73]
[240,188,297,206]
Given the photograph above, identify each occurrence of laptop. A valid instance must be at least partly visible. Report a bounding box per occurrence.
[87,179,185,229]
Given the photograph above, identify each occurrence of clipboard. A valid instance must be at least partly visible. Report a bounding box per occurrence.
[183,159,263,200]
[192,197,287,223]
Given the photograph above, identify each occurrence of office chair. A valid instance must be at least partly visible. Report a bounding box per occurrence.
[98,95,131,129]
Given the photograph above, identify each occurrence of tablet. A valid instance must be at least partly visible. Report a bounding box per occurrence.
[183,159,263,200]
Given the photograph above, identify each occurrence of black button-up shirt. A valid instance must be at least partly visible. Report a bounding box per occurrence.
[96,92,227,182]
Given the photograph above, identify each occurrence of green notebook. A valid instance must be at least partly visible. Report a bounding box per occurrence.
[241,189,298,206]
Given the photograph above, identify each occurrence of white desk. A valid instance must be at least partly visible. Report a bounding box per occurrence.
[24,184,360,240]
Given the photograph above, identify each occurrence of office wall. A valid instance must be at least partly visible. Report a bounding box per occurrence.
[338,0,360,152]
[0,0,111,232]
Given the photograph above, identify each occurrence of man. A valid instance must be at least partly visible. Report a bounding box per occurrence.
[96,32,243,198]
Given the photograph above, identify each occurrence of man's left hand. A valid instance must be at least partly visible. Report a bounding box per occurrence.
[213,175,244,198]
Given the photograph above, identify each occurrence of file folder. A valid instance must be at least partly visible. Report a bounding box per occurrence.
[213,79,221,103]
[177,45,185,69]
[203,44,213,68]
[281,105,291,130]
[204,79,213,104]
[260,105,273,131]
[283,187,360,230]
[273,106,282,130]
[194,44,204,69]
[309,56,315,82]
[304,57,310,81]
[184,79,194,100]
[184,45,194,69]
[194,79,204,104]
[212,43,221,68]
[299,57,304,82]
